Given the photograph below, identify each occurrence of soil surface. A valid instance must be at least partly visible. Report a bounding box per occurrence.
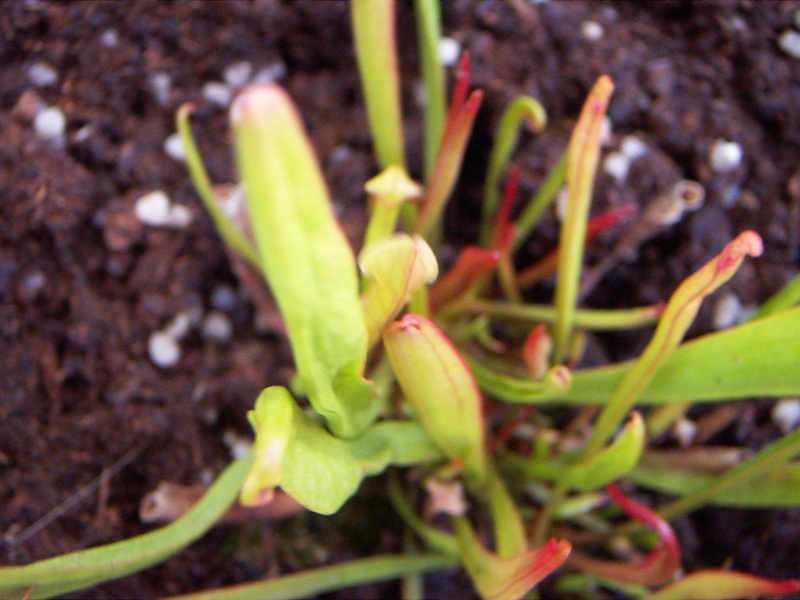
[1,1,799,598]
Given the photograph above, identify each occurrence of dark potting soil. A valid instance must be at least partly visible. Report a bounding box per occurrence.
[1,1,798,598]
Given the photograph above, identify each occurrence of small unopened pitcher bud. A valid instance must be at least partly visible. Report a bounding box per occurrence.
[383,314,487,484]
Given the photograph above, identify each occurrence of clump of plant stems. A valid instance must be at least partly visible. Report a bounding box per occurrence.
[3,1,800,599]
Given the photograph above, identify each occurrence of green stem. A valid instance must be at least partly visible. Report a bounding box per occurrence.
[480,96,547,247]
[176,106,260,268]
[645,402,690,438]
[167,553,457,600]
[364,202,402,248]
[0,453,254,599]
[553,77,613,362]
[656,426,800,521]
[584,231,762,457]
[414,0,446,181]
[459,298,662,330]
[513,150,568,253]
[401,530,425,600]
[531,481,568,547]
[750,273,800,320]
[485,460,527,557]
[351,0,406,169]
[388,472,460,556]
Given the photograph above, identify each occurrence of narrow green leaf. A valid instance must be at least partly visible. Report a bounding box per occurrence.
[0,453,253,599]
[657,425,800,521]
[480,96,547,247]
[351,0,405,169]
[478,306,800,406]
[498,413,644,492]
[644,570,800,600]
[554,573,649,599]
[553,76,614,362]
[166,553,458,600]
[468,360,572,403]
[461,298,663,330]
[513,150,568,253]
[561,412,645,491]
[485,460,527,558]
[586,231,763,455]
[553,306,800,405]
[750,272,800,320]
[629,462,800,507]
[413,0,446,181]
[176,105,260,268]
[231,84,376,438]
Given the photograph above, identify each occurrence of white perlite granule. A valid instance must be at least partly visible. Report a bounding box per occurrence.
[28,61,58,87]
[34,106,66,140]
[148,331,181,368]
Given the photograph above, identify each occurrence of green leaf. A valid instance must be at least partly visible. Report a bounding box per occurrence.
[750,272,800,320]
[561,412,645,491]
[500,413,645,492]
[0,453,253,599]
[241,387,364,514]
[453,517,571,600]
[513,150,567,253]
[644,570,800,600]
[655,425,800,521]
[629,462,800,507]
[462,298,663,330]
[360,234,439,347]
[480,95,547,247]
[165,553,458,600]
[586,231,763,455]
[176,105,261,268]
[562,306,800,406]
[350,420,444,471]
[241,387,444,515]
[383,314,488,484]
[553,76,614,362]
[468,360,572,403]
[351,0,405,169]
[413,0,446,180]
[231,84,376,438]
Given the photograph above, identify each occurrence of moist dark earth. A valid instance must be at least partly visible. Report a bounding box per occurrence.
[1,1,799,598]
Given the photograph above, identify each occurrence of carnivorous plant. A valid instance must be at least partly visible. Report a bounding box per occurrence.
[3,2,800,599]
